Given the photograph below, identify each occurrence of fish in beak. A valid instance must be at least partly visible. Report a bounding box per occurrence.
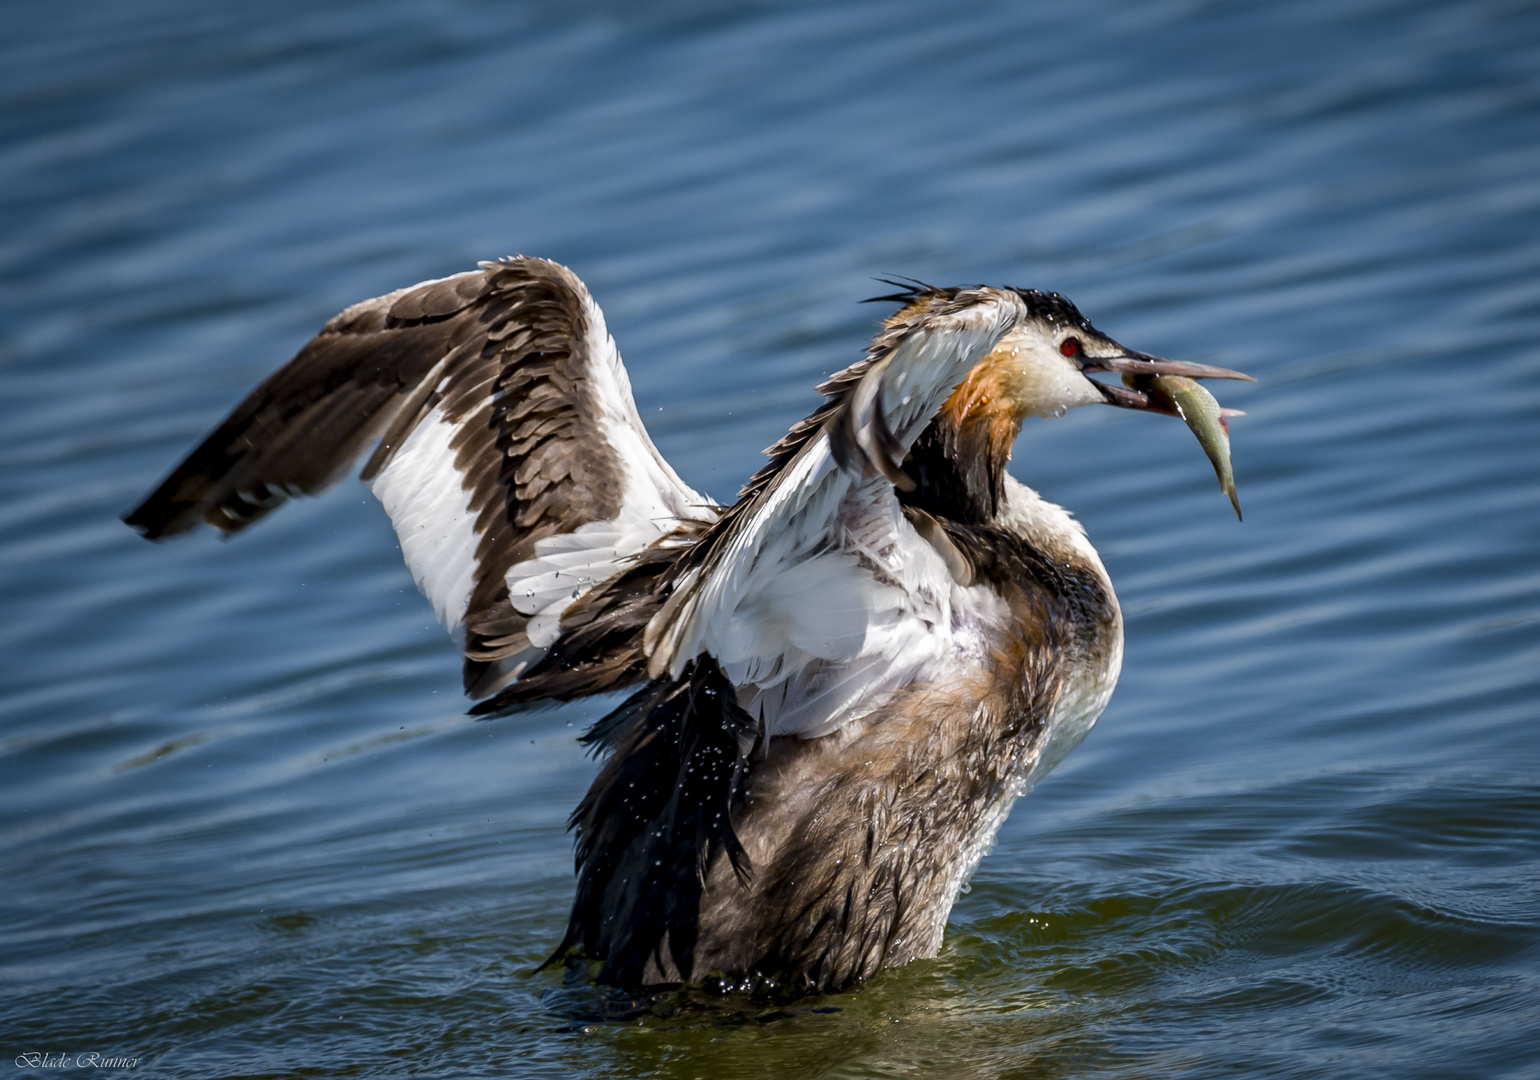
[1081,349,1253,521]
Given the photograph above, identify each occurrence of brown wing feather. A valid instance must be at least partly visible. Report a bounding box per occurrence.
[124,256,683,699]
[122,271,487,539]
[426,265,629,693]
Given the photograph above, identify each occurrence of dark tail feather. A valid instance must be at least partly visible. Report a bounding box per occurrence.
[544,658,760,985]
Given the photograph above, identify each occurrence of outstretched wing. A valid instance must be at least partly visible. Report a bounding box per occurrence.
[125,256,716,697]
[644,285,1028,737]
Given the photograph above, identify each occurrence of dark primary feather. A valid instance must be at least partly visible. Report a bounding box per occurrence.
[121,278,481,539]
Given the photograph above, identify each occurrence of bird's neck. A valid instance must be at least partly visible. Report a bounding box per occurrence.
[899,377,1025,524]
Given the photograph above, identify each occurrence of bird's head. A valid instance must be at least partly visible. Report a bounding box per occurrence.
[932,288,1254,518]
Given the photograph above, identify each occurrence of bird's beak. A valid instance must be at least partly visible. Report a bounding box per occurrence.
[1084,351,1253,521]
[1082,349,1255,386]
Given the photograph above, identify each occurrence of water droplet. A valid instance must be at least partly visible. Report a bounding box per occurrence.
[1052,405,1067,418]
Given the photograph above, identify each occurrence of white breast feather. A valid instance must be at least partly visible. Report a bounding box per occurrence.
[995,477,1122,784]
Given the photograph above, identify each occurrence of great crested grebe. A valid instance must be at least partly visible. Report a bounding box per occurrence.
[125,256,1250,993]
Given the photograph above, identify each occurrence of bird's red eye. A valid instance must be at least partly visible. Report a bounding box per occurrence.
[1059,336,1080,357]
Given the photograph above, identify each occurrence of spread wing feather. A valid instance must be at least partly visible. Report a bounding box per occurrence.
[124,256,716,698]
[645,286,1028,737]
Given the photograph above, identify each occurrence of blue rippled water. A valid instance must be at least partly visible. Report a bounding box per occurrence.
[3,1,1539,1076]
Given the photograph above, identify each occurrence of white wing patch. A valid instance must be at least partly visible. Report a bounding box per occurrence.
[580,288,709,528]
[502,290,717,650]
[726,478,1010,738]
[371,276,716,663]
[506,510,679,648]
[367,401,480,633]
[646,289,1029,739]
[651,294,1025,679]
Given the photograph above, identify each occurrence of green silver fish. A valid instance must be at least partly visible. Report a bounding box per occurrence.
[1129,373,1243,520]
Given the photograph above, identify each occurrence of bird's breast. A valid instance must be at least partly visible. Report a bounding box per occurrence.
[687,497,1122,990]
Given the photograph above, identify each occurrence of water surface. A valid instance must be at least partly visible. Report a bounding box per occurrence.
[3,1,1539,1076]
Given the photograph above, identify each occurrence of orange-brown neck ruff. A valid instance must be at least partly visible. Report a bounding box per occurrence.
[899,340,1032,524]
